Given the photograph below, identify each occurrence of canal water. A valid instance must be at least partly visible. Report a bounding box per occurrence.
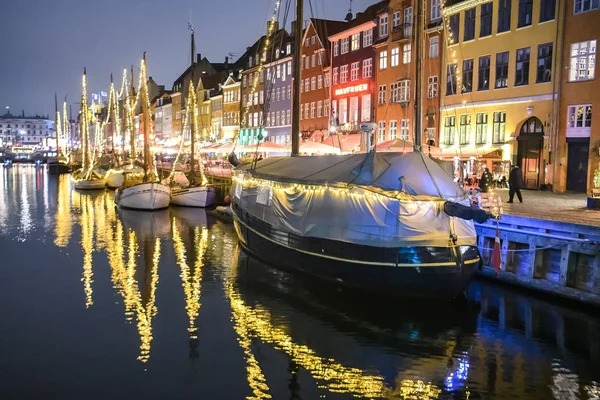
[0,164,599,400]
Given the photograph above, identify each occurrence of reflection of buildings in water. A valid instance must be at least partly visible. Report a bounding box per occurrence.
[0,167,8,233]
[19,167,31,236]
[54,174,72,247]
[225,248,448,400]
[172,217,209,360]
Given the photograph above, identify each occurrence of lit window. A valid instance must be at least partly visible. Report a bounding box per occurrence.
[390,120,398,139]
[567,105,593,129]
[379,14,388,37]
[379,51,388,69]
[429,36,439,58]
[340,65,348,83]
[378,121,386,142]
[569,40,596,82]
[362,59,373,78]
[351,62,360,81]
[391,47,399,67]
[403,44,411,64]
[318,75,323,89]
[392,12,401,28]
[428,76,438,98]
[400,119,410,140]
[351,33,360,51]
[431,0,441,21]
[363,29,373,47]
[333,41,339,56]
[361,94,371,122]
[341,37,349,54]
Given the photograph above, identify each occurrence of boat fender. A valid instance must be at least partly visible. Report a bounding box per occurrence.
[443,201,491,224]
[228,152,239,167]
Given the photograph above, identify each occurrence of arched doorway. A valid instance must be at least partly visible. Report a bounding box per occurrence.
[517,117,544,189]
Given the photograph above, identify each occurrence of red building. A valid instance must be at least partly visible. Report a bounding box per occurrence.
[328,1,389,135]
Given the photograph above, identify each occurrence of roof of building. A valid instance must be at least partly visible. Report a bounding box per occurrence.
[308,18,347,51]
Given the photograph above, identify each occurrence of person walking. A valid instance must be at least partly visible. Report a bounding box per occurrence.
[479,168,493,193]
[508,165,523,203]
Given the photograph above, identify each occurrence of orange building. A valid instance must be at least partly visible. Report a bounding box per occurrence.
[556,1,599,193]
[300,18,346,141]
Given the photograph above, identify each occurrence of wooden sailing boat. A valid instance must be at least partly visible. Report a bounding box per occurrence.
[72,68,106,190]
[230,0,490,298]
[170,24,216,208]
[48,93,70,174]
[115,54,170,210]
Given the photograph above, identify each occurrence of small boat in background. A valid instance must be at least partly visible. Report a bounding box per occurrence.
[48,94,70,175]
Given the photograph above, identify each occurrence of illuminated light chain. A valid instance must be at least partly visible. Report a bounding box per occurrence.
[62,101,69,154]
[81,71,91,175]
[139,57,160,181]
[187,81,208,185]
[55,108,62,155]
[238,0,281,139]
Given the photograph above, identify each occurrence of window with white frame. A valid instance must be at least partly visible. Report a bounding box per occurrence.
[325,72,330,86]
[341,37,350,54]
[403,43,412,64]
[569,40,597,82]
[428,76,438,98]
[378,85,387,104]
[287,85,291,99]
[318,75,323,89]
[380,50,388,69]
[287,43,292,54]
[305,56,310,69]
[392,12,401,28]
[378,121,386,142]
[401,119,410,140]
[254,112,259,127]
[390,82,400,103]
[324,100,330,116]
[363,29,373,47]
[340,65,349,83]
[363,58,373,78]
[339,98,348,123]
[444,116,456,145]
[351,62,360,81]
[286,110,291,124]
[380,14,389,37]
[399,80,410,102]
[351,33,360,51]
[459,114,471,145]
[389,120,398,139]
[312,54,316,67]
[567,105,593,137]
[276,88,280,102]
[429,36,439,58]
[333,68,338,84]
[304,104,309,120]
[475,113,488,144]
[317,101,323,117]
[300,105,303,121]
[391,47,399,67]
[254,92,259,105]
[431,0,441,20]
[311,77,316,90]
[305,39,310,47]
[574,0,599,13]
[318,52,323,65]
[277,65,281,78]
[349,97,359,122]
[362,94,371,121]
[311,102,316,118]
[305,78,310,92]
[334,41,339,56]
[311,35,316,45]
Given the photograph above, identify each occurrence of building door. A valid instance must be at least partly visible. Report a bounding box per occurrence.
[566,138,590,192]
[517,117,544,189]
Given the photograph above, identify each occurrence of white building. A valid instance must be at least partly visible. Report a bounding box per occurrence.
[0,111,54,148]
[154,96,172,142]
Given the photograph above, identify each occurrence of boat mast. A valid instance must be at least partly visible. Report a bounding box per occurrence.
[189,23,196,184]
[82,68,89,173]
[54,93,60,156]
[413,0,423,151]
[129,66,136,165]
[291,0,303,156]
[110,73,115,155]
[142,53,151,181]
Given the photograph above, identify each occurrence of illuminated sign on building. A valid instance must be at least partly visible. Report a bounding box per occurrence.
[334,84,368,96]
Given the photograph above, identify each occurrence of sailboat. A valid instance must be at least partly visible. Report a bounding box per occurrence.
[48,94,70,175]
[72,68,106,190]
[230,0,492,298]
[115,54,171,210]
[170,24,216,208]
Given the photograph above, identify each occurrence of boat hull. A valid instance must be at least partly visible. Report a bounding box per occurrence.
[73,179,106,190]
[171,185,216,208]
[48,162,70,175]
[232,206,481,298]
[105,171,125,189]
[115,182,170,211]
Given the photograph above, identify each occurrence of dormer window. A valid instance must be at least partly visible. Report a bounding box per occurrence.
[286,43,292,54]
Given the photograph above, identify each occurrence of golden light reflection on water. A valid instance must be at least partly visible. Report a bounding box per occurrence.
[54,174,72,247]
[19,168,32,236]
[79,192,95,308]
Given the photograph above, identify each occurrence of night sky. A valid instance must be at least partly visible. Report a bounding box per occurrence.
[0,0,375,118]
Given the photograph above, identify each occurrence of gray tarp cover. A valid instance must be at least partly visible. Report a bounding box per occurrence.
[234,152,477,248]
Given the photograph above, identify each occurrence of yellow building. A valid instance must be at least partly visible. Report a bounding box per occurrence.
[441,0,562,189]
[170,91,183,139]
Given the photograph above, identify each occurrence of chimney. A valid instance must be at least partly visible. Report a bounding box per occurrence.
[291,20,296,35]
[196,53,202,63]
[225,56,229,66]
[267,20,279,33]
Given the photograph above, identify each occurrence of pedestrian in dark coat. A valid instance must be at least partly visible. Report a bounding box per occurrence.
[479,168,493,193]
[508,165,523,203]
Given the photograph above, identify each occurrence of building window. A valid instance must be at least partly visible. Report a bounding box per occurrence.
[403,44,412,64]
[399,80,410,102]
[242,75,247,88]
[378,121,386,142]
[569,40,597,82]
[305,39,310,47]
[518,0,533,27]
[351,33,360,51]
[428,76,438,98]
[495,51,509,88]
[537,43,553,83]
[444,116,456,145]
[575,0,599,13]
[305,57,310,69]
[515,47,530,86]
[401,120,411,140]
[339,98,348,124]
[324,100,330,116]
[380,14,389,37]
[431,0,441,21]
[276,88,280,102]
[478,55,490,90]
[446,64,457,95]
[349,97,359,123]
[498,0,512,33]
[351,62,360,81]
[476,113,488,144]
[340,65,349,83]
[480,3,493,37]
[318,75,323,89]
[429,36,439,58]
[389,120,398,140]
[311,35,316,45]
[380,50,388,69]
[311,77,316,90]
[310,102,316,119]
[392,12,401,28]
[341,37,349,54]
[325,72,330,87]
[464,8,476,41]
[567,105,593,129]
[259,91,264,104]
[363,58,373,78]
[379,85,387,104]
[389,47,398,67]
[333,68,338,84]
[540,0,556,21]
[305,78,310,92]
[317,101,323,118]
[287,43,292,54]
[304,104,309,120]
[362,94,371,121]
[462,59,473,92]
[334,41,339,56]
[318,53,322,65]
[492,111,506,143]
[390,82,399,103]
[363,29,373,47]
[312,54,316,67]
[449,14,459,45]
[459,114,471,145]
[299,105,303,121]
